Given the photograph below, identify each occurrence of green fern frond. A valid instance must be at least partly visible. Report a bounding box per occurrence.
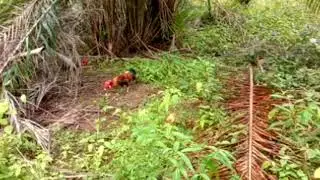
[306,0,320,13]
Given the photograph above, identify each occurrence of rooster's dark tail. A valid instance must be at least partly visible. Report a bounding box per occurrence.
[128,68,137,75]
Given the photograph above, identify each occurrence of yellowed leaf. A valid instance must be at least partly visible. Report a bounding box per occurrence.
[196,82,203,93]
[112,108,121,116]
[20,94,27,103]
[314,167,320,179]
[165,113,176,124]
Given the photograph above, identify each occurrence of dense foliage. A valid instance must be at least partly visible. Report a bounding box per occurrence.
[0,0,319,179]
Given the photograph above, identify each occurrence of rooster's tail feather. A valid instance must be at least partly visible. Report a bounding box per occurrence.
[128,68,136,75]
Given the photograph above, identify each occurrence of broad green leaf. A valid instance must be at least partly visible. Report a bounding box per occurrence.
[169,158,179,167]
[177,152,195,173]
[173,169,181,180]
[262,161,272,169]
[268,108,278,119]
[180,167,188,179]
[155,141,167,148]
[0,101,9,116]
[306,149,320,160]
[173,141,180,152]
[4,125,13,134]
[14,165,21,177]
[104,142,113,149]
[0,118,8,126]
[299,110,312,125]
[172,131,192,140]
[297,170,307,178]
[196,82,203,93]
[210,150,234,169]
[181,146,203,153]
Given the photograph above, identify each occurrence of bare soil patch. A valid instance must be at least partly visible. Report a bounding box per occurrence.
[34,67,157,131]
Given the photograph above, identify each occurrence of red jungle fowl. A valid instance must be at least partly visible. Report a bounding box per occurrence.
[103,68,137,92]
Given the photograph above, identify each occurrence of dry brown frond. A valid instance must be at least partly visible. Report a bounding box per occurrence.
[0,0,59,74]
[0,0,79,151]
[0,0,182,151]
[219,66,284,179]
[3,89,50,151]
[82,0,179,56]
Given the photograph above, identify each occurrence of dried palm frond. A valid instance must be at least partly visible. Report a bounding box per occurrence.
[0,0,80,151]
[218,66,284,179]
[0,0,184,151]
[0,0,59,74]
[2,89,50,151]
[82,0,180,56]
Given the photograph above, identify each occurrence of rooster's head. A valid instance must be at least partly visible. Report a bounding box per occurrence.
[103,80,114,90]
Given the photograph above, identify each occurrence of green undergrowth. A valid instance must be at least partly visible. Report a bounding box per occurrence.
[182,0,320,178]
[0,101,52,179]
[1,0,320,179]
[48,55,236,179]
[264,90,320,179]
[244,1,320,178]
[125,53,223,102]
[0,53,236,179]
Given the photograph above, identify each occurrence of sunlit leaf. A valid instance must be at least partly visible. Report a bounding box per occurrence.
[177,152,195,173]
[4,125,13,134]
[0,118,8,126]
[169,158,180,167]
[299,110,312,125]
[97,145,104,157]
[20,94,27,103]
[0,101,9,116]
[196,82,203,93]
[173,141,180,152]
[181,146,203,153]
[209,149,234,169]
[262,161,272,170]
[173,169,181,180]
[88,144,94,152]
[314,167,320,178]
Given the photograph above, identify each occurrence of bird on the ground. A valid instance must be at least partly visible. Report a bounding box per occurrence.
[103,68,137,92]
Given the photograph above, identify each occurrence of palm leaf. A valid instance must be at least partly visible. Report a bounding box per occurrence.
[0,0,61,152]
[306,0,320,13]
[0,0,59,75]
[0,0,186,151]
[83,0,180,56]
[218,66,285,179]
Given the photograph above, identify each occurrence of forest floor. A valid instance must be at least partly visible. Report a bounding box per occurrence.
[36,66,157,131]
[2,1,320,179]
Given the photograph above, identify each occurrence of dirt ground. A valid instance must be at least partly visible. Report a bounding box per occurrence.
[35,67,157,131]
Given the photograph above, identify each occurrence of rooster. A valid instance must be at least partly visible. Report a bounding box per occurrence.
[81,56,89,66]
[103,68,137,92]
